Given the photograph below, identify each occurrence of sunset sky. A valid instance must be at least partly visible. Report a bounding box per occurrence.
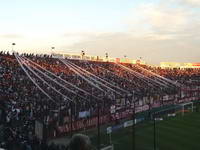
[0,0,200,64]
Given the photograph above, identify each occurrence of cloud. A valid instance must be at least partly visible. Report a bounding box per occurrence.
[180,0,200,7]
[63,32,97,38]
[0,34,23,39]
[126,1,199,40]
[62,1,200,64]
[64,31,200,64]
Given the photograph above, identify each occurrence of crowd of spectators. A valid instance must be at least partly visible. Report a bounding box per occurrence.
[0,51,200,150]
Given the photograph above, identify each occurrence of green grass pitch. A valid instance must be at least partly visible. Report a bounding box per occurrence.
[91,111,200,150]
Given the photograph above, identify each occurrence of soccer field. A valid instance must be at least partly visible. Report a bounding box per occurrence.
[91,111,200,150]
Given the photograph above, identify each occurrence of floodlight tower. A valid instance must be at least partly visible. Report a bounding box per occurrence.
[81,50,85,59]
[51,47,55,54]
[105,53,108,58]
[12,43,16,52]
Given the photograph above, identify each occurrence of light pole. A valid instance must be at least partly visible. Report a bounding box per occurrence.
[69,95,77,138]
[132,97,136,150]
[12,43,16,52]
[105,53,108,61]
[97,101,100,150]
[153,112,157,150]
[70,101,73,137]
[81,50,85,59]
[51,47,55,55]
[131,91,136,150]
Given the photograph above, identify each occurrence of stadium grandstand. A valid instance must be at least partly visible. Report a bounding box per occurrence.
[0,51,200,150]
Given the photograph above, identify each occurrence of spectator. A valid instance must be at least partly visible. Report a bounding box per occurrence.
[67,134,95,150]
[0,51,199,149]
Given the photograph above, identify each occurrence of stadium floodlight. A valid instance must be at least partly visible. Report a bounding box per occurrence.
[12,43,16,52]
[51,47,55,54]
[105,53,108,59]
[81,50,85,59]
